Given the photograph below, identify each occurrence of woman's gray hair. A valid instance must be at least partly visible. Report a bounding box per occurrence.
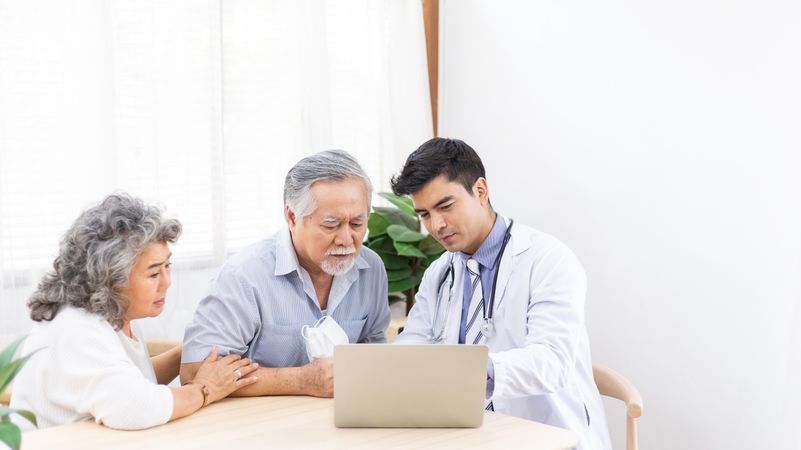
[28,193,182,330]
[283,149,373,220]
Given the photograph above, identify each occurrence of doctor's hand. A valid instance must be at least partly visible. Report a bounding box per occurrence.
[301,358,334,398]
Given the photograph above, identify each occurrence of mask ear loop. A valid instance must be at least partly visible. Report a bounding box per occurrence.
[301,315,329,339]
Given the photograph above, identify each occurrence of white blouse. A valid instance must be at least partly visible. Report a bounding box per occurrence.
[10,306,173,430]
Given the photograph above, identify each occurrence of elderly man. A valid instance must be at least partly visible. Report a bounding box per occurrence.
[180,150,390,398]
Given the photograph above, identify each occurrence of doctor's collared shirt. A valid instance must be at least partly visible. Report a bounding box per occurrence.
[182,226,391,368]
[457,214,509,397]
[456,214,509,344]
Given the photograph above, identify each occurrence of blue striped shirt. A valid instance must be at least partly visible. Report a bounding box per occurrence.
[182,226,391,368]
[457,214,509,344]
[458,214,508,398]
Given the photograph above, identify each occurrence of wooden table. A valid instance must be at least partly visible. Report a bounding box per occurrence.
[23,396,579,449]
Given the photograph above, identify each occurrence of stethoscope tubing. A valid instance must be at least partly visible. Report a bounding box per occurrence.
[430,218,514,342]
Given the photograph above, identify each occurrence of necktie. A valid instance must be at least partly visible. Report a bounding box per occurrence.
[466,257,495,412]
[465,258,485,345]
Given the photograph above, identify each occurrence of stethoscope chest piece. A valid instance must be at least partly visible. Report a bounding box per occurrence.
[480,318,496,339]
[430,219,514,344]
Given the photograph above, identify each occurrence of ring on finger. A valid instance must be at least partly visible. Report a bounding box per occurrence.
[234,368,242,380]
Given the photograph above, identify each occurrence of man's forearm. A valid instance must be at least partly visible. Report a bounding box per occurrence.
[180,360,330,397]
[229,366,308,396]
[181,362,308,396]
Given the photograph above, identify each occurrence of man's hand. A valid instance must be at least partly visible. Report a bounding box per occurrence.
[301,358,334,398]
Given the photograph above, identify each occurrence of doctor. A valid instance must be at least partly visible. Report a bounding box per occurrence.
[392,138,612,450]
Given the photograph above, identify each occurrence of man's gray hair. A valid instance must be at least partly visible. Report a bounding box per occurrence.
[28,193,182,330]
[283,149,373,220]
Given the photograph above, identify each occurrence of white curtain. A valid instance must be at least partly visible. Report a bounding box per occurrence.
[0,0,432,346]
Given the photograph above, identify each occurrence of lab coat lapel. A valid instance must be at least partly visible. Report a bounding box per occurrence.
[494,227,530,310]
[446,256,466,343]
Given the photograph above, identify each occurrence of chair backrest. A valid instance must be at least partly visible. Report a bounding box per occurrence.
[385,316,407,343]
[146,340,180,357]
[593,363,643,450]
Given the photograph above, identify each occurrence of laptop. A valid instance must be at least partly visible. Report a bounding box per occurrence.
[333,344,489,428]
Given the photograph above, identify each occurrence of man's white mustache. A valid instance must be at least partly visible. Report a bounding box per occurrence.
[327,246,356,256]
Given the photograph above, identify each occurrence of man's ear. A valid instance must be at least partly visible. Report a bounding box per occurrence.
[473,177,490,206]
[285,205,298,228]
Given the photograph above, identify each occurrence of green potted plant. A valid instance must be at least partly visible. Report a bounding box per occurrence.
[364,192,445,314]
[0,337,38,450]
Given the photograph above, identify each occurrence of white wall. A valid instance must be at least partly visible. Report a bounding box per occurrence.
[439,1,801,449]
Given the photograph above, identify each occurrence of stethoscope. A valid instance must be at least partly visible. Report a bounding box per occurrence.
[429,219,514,343]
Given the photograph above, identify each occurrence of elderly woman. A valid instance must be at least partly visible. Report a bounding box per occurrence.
[11,193,258,430]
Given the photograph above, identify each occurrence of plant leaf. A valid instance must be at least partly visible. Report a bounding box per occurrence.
[0,407,36,428]
[367,213,391,238]
[379,253,411,270]
[0,422,21,450]
[0,349,42,394]
[419,258,431,271]
[16,410,36,428]
[388,277,416,293]
[393,241,427,259]
[386,224,426,243]
[418,234,445,256]
[378,192,417,217]
[365,236,396,254]
[387,268,412,282]
[372,206,418,231]
[0,336,26,369]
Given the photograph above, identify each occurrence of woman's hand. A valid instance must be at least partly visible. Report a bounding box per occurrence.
[190,347,259,404]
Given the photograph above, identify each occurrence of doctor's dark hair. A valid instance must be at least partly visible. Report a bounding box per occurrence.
[390,138,486,196]
[27,193,182,330]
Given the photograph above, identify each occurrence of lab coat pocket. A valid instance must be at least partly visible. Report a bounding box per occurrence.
[337,317,368,343]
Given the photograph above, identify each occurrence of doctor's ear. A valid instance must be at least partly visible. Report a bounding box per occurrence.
[472,177,490,206]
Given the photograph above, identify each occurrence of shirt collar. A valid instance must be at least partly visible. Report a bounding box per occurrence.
[274,226,301,276]
[274,225,371,277]
[458,214,508,270]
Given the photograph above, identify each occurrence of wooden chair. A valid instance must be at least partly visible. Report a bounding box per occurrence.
[593,363,643,450]
[146,340,180,357]
[385,316,408,343]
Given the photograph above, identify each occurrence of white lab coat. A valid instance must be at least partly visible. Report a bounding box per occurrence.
[396,220,612,450]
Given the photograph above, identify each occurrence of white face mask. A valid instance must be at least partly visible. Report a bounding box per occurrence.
[301,315,349,361]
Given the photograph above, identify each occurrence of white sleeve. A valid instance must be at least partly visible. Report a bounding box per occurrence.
[361,264,391,343]
[52,320,173,430]
[489,242,587,399]
[394,259,445,344]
